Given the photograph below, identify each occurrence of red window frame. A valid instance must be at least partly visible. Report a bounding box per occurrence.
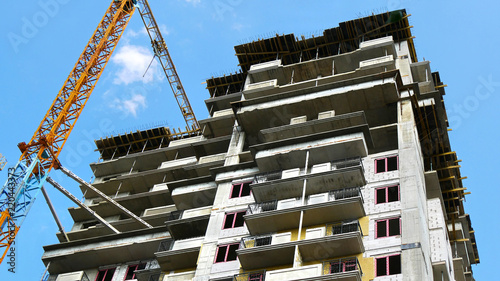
[124,263,146,280]
[222,211,246,229]
[375,185,400,204]
[214,243,239,263]
[95,268,116,281]
[230,182,252,198]
[375,254,401,276]
[374,156,399,173]
[375,217,401,238]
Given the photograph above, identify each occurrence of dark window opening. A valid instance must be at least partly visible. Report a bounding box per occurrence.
[376,188,386,204]
[376,220,387,237]
[387,185,399,202]
[375,156,398,173]
[215,244,239,263]
[230,182,252,198]
[223,211,246,229]
[376,159,386,173]
[227,244,239,261]
[376,254,401,276]
[215,246,228,263]
[96,268,115,281]
[389,255,402,275]
[376,218,400,238]
[387,156,398,171]
[376,258,387,276]
[389,218,400,236]
[124,263,146,280]
[376,185,400,204]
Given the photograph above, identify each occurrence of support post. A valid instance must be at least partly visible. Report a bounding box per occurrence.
[47,177,120,234]
[41,187,70,242]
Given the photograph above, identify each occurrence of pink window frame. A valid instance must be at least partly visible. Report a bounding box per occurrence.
[375,254,401,276]
[222,211,246,229]
[229,182,252,198]
[375,185,400,204]
[95,268,115,281]
[124,264,144,280]
[374,155,399,173]
[214,243,239,263]
[375,217,401,238]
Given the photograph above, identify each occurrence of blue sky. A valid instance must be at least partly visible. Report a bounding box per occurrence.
[0,0,498,280]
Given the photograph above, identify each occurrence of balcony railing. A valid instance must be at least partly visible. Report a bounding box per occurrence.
[240,234,273,248]
[322,257,362,276]
[252,157,363,184]
[157,239,174,252]
[328,220,363,236]
[246,187,363,215]
[240,220,362,249]
[233,270,266,281]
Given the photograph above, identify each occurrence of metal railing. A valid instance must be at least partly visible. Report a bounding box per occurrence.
[247,200,278,215]
[157,239,174,252]
[240,234,273,249]
[252,157,363,184]
[327,220,363,236]
[233,270,266,281]
[329,187,363,203]
[322,257,362,276]
[247,186,362,215]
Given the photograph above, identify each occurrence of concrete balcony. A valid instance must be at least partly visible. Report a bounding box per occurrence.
[237,221,364,270]
[251,157,365,202]
[68,188,173,222]
[43,228,169,274]
[165,206,212,240]
[252,131,368,171]
[171,181,217,210]
[262,257,362,281]
[245,187,365,235]
[86,155,225,197]
[155,236,204,271]
[199,110,236,138]
[233,69,402,141]
[258,111,372,144]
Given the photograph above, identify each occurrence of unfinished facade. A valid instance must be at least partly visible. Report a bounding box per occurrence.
[42,9,479,281]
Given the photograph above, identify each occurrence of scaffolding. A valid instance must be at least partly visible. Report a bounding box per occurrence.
[207,9,416,98]
[410,72,479,264]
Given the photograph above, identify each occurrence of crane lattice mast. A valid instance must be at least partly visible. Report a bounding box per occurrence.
[0,0,136,264]
[0,0,199,265]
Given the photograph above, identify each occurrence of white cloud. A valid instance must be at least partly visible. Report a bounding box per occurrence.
[185,0,201,6]
[113,94,147,117]
[231,23,245,31]
[111,44,159,85]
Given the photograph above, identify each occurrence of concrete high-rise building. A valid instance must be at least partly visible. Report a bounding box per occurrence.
[41,9,479,281]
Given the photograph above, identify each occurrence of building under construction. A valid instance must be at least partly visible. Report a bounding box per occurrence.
[41,9,479,281]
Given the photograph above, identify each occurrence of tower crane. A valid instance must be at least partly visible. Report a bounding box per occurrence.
[0,0,199,264]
